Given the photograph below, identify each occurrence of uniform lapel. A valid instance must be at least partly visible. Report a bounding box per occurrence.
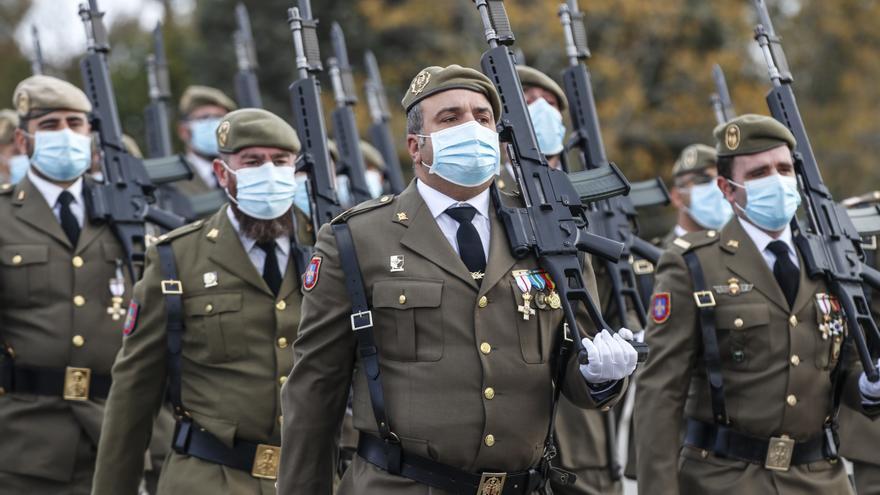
[12,178,72,249]
[206,206,273,296]
[276,255,298,301]
[720,218,789,313]
[74,180,107,254]
[478,195,517,296]
[791,247,820,315]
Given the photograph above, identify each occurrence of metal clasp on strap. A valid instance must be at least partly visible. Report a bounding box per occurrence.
[63,366,91,401]
[350,310,373,331]
[632,259,654,275]
[765,435,795,471]
[161,279,183,295]
[252,444,281,480]
[693,290,716,308]
[477,472,507,495]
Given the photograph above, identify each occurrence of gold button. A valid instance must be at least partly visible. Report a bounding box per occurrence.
[278,337,289,349]
[276,300,287,311]
[478,296,488,308]
[733,318,743,328]
[72,335,85,347]
[73,295,86,307]
[279,376,287,385]
[786,394,797,406]
[399,294,407,305]
[484,387,495,400]
[789,315,798,327]
[700,449,709,459]
[11,254,22,265]
[205,304,213,313]
[72,256,84,268]
[790,355,800,366]
[278,415,283,425]
[480,342,491,355]
[380,195,391,203]
[707,230,717,238]
[484,434,495,447]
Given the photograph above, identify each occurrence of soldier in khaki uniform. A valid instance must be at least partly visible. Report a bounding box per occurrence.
[0,75,133,494]
[92,108,306,495]
[279,64,638,495]
[635,114,880,495]
[0,109,28,185]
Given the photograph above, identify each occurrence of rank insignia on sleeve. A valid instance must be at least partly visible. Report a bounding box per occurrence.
[651,292,671,324]
[123,300,140,336]
[302,256,322,291]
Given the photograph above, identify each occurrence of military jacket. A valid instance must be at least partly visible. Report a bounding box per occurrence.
[0,177,132,482]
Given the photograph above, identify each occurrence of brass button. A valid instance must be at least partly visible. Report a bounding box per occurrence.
[790,355,800,366]
[73,295,86,307]
[700,449,709,459]
[484,434,495,447]
[484,387,495,400]
[733,318,743,328]
[707,230,717,238]
[479,342,491,355]
[72,335,85,347]
[205,304,213,313]
[11,254,22,265]
[276,300,287,311]
[786,394,797,406]
[601,405,611,412]
[72,256,84,268]
[278,337,289,349]
[278,415,283,425]
[789,315,798,327]
[279,376,287,385]
[399,294,407,305]
[478,296,488,308]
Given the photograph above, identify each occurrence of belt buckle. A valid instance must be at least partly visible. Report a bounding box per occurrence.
[161,280,183,295]
[765,435,795,472]
[632,259,654,275]
[251,444,281,480]
[477,472,507,495]
[350,310,373,331]
[63,366,91,401]
[693,290,716,308]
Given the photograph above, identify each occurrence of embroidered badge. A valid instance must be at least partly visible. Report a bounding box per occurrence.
[651,292,671,324]
[303,256,322,291]
[389,255,405,272]
[203,271,219,288]
[123,300,140,336]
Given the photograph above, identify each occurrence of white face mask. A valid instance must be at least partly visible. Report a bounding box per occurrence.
[418,120,500,187]
[223,162,298,220]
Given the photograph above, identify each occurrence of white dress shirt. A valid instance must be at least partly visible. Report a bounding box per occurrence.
[226,207,291,278]
[27,168,85,228]
[187,152,218,188]
[737,216,799,270]
[416,179,491,260]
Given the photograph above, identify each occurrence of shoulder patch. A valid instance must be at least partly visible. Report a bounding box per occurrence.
[650,292,671,324]
[123,300,140,336]
[303,255,322,291]
[331,195,395,224]
[157,219,205,244]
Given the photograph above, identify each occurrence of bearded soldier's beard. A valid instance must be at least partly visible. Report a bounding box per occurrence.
[228,181,294,243]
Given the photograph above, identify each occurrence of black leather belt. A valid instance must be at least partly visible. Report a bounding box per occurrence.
[684,418,831,470]
[0,363,111,400]
[172,419,281,480]
[357,433,546,495]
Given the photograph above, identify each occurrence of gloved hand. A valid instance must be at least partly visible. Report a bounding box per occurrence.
[859,359,880,404]
[579,328,638,384]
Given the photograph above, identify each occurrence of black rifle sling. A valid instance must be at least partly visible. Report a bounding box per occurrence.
[331,222,402,474]
[682,251,729,424]
[156,243,186,415]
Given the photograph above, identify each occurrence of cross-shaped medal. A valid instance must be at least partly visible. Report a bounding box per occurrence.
[518,293,536,320]
[107,296,126,320]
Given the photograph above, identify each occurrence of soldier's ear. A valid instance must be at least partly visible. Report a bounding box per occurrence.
[406,134,422,164]
[14,128,30,156]
[213,158,229,188]
[717,175,736,203]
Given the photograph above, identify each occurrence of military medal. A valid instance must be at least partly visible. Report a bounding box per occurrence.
[713,277,753,296]
[540,271,561,309]
[528,270,548,309]
[389,255,405,273]
[106,261,126,321]
[203,271,219,288]
[512,270,536,320]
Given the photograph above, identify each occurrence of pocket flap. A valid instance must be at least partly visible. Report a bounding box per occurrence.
[372,278,443,309]
[715,303,770,330]
[183,292,243,316]
[0,244,49,266]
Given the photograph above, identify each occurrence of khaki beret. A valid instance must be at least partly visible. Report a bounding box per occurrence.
[13,75,92,118]
[672,144,717,177]
[179,85,237,117]
[401,65,501,122]
[122,134,143,159]
[216,108,300,154]
[359,140,385,171]
[714,113,796,157]
[0,109,19,145]
[517,65,568,112]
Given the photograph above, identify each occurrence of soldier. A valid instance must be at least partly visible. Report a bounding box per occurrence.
[0,109,29,185]
[661,144,732,247]
[360,139,388,198]
[92,108,306,494]
[635,114,880,494]
[278,64,638,494]
[0,75,134,494]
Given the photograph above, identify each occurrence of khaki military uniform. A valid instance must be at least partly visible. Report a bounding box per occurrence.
[279,181,624,494]
[92,205,303,495]
[635,219,876,494]
[0,178,132,494]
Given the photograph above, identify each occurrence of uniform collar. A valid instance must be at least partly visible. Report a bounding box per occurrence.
[736,215,794,258]
[26,167,83,208]
[225,205,291,256]
[416,179,491,221]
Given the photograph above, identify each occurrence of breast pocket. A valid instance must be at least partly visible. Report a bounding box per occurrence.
[183,292,245,363]
[510,280,558,364]
[714,303,770,371]
[371,278,444,362]
[0,244,50,306]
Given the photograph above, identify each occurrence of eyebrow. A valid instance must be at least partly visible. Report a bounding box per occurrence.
[433,106,463,118]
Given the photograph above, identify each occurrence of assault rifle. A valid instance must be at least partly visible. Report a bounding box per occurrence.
[710,64,736,125]
[470,0,647,364]
[753,0,879,380]
[144,23,173,158]
[78,0,184,277]
[287,0,343,233]
[233,3,263,108]
[328,22,372,205]
[364,51,406,194]
[31,25,44,75]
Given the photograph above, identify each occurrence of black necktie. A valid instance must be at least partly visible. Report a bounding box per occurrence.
[767,240,799,308]
[57,190,80,247]
[445,205,487,277]
[257,241,282,296]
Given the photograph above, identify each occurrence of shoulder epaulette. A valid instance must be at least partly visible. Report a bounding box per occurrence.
[331,194,395,224]
[669,229,720,254]
[0,183,13,195]
[156,219,206,244]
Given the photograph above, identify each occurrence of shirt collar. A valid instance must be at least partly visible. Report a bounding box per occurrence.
[416,179,491,221]
[225,206,291,256]
[27,167,84,207]
[737,216,794,256]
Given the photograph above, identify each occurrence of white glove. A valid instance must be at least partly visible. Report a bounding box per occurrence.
[579,328,638,384]
[859,359,880,404]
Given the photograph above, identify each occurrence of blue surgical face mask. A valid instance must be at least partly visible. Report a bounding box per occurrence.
[8,154,30,184]
[685,181,733,230]
[190,118,222,157]
[293,174,311,217]
[528,97,566,156]
[365,169,384,199]
[29,129,92,181]
[224,162,298,220]
[336,174,353,207]
[418,120,500,187]
[729,174,801,232]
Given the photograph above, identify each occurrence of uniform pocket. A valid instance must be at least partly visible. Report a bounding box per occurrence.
[371,278,444,362]
[0,244,49,305]
[714,303,770,370]
[183,292,245,363]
